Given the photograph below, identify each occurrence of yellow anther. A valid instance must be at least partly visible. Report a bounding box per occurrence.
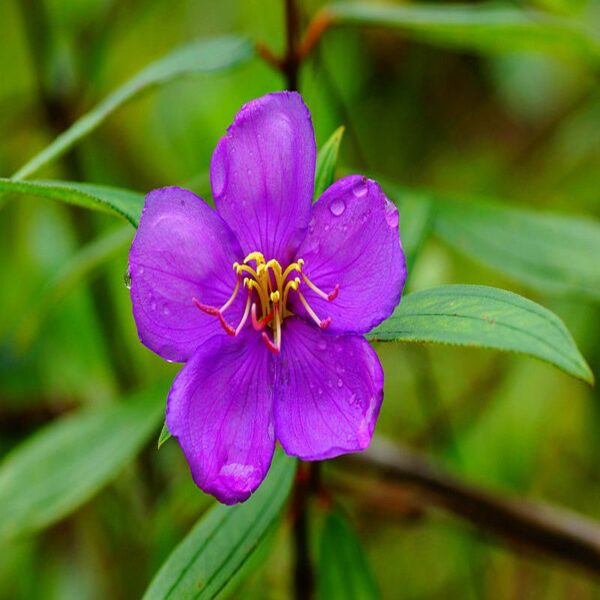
[244,251,266,265]
[282,277,300,308]
[282,261,303,280]
[227,253,336,333]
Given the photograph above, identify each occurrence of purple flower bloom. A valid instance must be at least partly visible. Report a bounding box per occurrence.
[129,92,406,504]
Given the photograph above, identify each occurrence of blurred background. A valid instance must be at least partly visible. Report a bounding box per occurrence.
[1,0,600,598]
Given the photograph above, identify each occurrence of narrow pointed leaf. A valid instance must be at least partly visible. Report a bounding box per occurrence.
[157,422,172,449]
[13,35,253,180]
[0,380,169,541]
[144,452,296,599]
[314,126,345,201]
[326,3,600,64]
[369,285,593,383]
[0,179,144,226]
[318,511,379,600]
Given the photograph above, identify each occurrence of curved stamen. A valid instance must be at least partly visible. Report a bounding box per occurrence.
[297,290,332,330]
[261,331,280,354]
[282,277,300,311]
[235,291,252,335]
[301,272,340,302]
[194,252,339,343]
[273,302,282,350]
[251,303,274,331]
[220,277,241,312]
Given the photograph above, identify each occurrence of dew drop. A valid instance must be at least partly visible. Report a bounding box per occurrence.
[384,200,399,228]
[150,301,157,311]
[212,156,227,198]
[123,269,131,290]
[162,304,171,316]
[352,178,368,198]
[137,266,145,275]
[337,378,343,388]
[317,339,327,351]
[329,197,346,217]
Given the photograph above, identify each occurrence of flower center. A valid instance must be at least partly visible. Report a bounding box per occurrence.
[192,251,339,354]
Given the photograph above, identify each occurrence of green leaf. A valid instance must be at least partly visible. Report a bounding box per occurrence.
[12,35,254,180]
[0,179,144,226]
[157,422,172,450]
[14,225,132,349]
[0,380,169,541]
[431,195,600,302]
[314,126,345,201]
[326,3,600,64]
[144,452,296,600]
[369,285,593,383]
[318,511,379,600]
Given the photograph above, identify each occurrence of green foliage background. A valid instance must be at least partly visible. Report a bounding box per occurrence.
[1,0,599,597]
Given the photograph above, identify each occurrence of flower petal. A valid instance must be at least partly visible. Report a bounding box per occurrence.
[166,328,276,504]
[211,92,316,264]
[292,175,406,334]
[274,318,383,460]
[129,187,245,362]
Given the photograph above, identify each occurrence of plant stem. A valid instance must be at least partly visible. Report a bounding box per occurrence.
[342,437,600,576]
[281,2,316,596]
[292,463,317,600]
[283,0,301,91]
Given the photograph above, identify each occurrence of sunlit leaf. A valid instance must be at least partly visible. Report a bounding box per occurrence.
[0,179,144,226]
[12,35,254,180]
[144,452,296,599]
[0,380,168,540]
[318,510,379,600]
[326,3,600,64]
[314,126,345,201]
[369,285,593,383]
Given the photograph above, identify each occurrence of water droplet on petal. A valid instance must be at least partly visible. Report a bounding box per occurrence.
[337,378,343,388]
[162,304,170,316]
[329,197,346,217]
[317,339,327,351]
[384,200,399,227]
[212,155,227,198]
[352,178,368,198]
[137,267,144,276]
[150,301,157,311]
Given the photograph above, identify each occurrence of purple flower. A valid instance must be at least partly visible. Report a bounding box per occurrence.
[129,92,406,504]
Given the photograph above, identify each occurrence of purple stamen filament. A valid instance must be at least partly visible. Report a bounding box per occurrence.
[192,251,339,353]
